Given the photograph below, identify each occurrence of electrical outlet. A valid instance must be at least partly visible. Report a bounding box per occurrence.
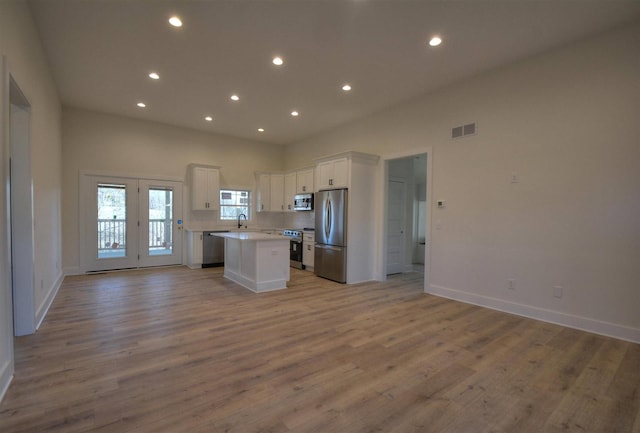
[437,200,446,208]
[510,172,520,183]
[553,285,563,299]
[507,279,516,290]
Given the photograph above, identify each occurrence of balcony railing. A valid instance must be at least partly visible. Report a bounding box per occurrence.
[97,219,172,253]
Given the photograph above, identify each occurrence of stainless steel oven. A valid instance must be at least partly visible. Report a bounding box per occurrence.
[283,229,304,269]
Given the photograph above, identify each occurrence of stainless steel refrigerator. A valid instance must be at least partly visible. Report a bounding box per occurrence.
[314,189,348,283]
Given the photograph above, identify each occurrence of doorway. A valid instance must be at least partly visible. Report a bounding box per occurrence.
[385,153,429,280]
[9,76,36,336]
[80,174,183,272]
[386,177,406,274]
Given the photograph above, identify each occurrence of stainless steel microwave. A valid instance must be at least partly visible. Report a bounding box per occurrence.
[293,193,313,211]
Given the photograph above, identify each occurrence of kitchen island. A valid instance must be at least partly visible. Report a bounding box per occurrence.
[212,232,290,292]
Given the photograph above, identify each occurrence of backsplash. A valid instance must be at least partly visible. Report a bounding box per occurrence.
[284,211,315,230]
[185,210,314,230]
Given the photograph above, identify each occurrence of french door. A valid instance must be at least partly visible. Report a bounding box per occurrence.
[81,174,183,272]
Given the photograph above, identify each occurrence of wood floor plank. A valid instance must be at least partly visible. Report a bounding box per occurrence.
[0,266,638,433]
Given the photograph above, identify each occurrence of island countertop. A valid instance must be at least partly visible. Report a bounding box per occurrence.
[212,232,285,241]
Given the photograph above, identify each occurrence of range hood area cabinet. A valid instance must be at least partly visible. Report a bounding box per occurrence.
[313,151,379,284]
[296,168,314,193]
[189,164,220,211]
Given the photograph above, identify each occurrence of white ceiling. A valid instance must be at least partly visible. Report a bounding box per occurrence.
[28,0,640,146]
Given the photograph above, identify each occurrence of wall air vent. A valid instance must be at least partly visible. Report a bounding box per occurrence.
[452,122,477,139]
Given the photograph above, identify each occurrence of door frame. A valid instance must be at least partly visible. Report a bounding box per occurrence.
[78,170,183,273]
[377,147,432,292]
[9,76,35,336]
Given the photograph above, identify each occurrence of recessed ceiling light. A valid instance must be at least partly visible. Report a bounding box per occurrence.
[205,116,213,122]
[342,84,352,91]
[230,94,240,101]
[168,16,182,27]
[137,102,146,108]
[272,56,284,66]
[429,36,442,47]
[149,72,160,80]
[258,128,265,132]
[291,111,299,117]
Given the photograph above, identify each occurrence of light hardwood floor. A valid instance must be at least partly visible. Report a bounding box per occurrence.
[1,266,639,433]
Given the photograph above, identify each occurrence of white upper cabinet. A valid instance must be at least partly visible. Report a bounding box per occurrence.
[316,157,348,190]
[269,174,285,211]
[256,173,271,212]
[284,172,297,212]
[296,168,314,194]
[190,165,220,211]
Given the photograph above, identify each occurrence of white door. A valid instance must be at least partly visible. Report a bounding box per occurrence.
[386,177,406,275]
[83,176,139,271]
[82,175,183,272]
[138,180,183,267]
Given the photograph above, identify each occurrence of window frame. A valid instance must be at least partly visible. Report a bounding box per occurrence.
[218,187,252,223]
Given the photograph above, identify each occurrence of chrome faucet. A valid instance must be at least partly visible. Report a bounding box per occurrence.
[237,213,247,229]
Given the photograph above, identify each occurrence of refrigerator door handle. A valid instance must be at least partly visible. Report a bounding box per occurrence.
[325,198,331,238]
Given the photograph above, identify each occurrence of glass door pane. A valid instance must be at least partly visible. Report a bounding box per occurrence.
[148,187,173,256]
[138,180,183,268]
[97,183,127,259]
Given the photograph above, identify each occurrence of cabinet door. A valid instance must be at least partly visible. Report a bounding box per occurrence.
[296,168,314,193]
[303,240,314,268]
[256,173,270,212]
[316,159,348,190]
[191,167,219,211]
[191,167,209,210]
[187,231,203,268]
[316,161,333,190]
[269,174,284,211]
[206,168,220,211]
[284,172,297,212]
[331,158,349,188]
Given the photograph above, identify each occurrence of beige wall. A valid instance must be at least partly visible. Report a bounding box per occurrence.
[284,23,640,341]
[62,108,286,272]
[0,0,63,397]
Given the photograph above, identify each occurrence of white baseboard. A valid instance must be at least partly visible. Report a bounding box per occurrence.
[35,271,64,330]
[63,266,82,276]
[428,284,640,344]
[0,359,13,403]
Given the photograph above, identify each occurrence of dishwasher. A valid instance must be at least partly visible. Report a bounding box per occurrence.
[202,230,228,267]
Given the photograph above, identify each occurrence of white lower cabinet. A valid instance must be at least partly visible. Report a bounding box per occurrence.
[303,232,314,270]
[187,231,203,269]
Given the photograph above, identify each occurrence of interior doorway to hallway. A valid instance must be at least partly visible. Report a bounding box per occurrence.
[385,153,428,281]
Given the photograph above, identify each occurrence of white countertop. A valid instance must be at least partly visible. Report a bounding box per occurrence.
[212,232,286,241]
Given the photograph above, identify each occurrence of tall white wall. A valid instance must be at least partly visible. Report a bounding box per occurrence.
[284,23,640,342]
[0,0,63,399]
[62,108,286,273]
